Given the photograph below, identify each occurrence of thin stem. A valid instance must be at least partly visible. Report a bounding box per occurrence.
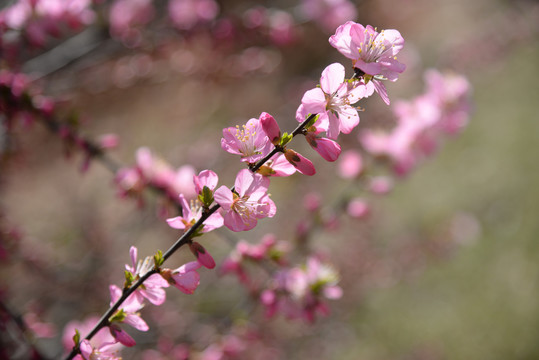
[63,109,318,360]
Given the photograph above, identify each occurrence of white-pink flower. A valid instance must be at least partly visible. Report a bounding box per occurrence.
[162,261,202,294]
[221,117,273,163]
[214,169,276,232]
[125,246,169,306]
[109,285,149,346]
[297,63,367,139]
[330,21,405,80]
[166,194,223,233]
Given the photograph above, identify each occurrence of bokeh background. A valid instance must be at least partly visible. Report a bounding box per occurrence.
[1,0,539,359]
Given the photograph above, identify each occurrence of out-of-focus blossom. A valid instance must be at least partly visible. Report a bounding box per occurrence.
[62,316,122,358]
[268,10,296,46]
[260,257,342,322]
[109,0,154,42]
[337,150,363,179]
[297,62,367,139]
[360,70,472,175]
[214,169,276,231]
[299,0,357,32]
[369,176,393,194]
[346,198,369,219]
[221,116,273,164]
[303,192,321,212]
[23,312,56,338]
[169,0,219,30]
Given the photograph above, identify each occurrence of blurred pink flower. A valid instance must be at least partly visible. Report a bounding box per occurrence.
[169,0,219,30]
[337,150,363,179]
[299,0,357,32]
[214,169,276,231]
[347,198,369,219]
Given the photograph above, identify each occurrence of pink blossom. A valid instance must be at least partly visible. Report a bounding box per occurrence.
[423,69,473,135]
[108,285,148,346]
[166,194,223,233]
[297,63,367,139]
[256,153,296,177]
[169,165,197,199]
[214,169,276,232]
[284,149,316,176]
[136,147,175,188]
[329,22,405,80]
[299,0,357,32]
[63,317,121,359]
[221,117,273,163]
[168,0,219,30]
[193,169,219,195]
[78,339,121,360]
[260,257,342,322]
[125,246,169,306]
[303,192,321,212]
[337,150,363,179]
[109,0,154,40]
[162,261,202,294]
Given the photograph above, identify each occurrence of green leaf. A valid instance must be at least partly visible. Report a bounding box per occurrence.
[201,186,214,207]
[280,132,293,147]
[153,249,164,268]
[73,329,81,345]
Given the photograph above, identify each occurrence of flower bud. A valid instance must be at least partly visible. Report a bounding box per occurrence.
[189,241,216,269]
[284,149,316,176]
[260,112,281,145]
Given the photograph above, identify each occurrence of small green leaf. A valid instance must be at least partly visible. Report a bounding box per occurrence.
[201,186,214,207]
[153,249,164,268]
[304,114,319,129]
[124,270,134,288]
[280,132,293,147]
[109,309,126,323]
[73,329,81,345]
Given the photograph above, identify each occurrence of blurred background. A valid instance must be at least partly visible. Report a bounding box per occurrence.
[1,0,539,359]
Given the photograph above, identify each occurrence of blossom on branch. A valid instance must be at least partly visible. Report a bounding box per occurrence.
[214,169,276,231]
[125,246,169,306]
[297,63,366,139]
[221,116,273,164]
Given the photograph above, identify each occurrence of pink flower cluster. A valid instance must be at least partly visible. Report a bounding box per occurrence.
[63,245,206,357]
[260,257,342,323]
[360,69,472,175]
[0,0,94,61]
[221,234,290,288]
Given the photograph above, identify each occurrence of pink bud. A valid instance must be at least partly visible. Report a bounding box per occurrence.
[305,133,341,162]
[193,170,219,194]
[259,112,281,145]
[190,241,216,269]
[109,325,136,347]
[284,149,316,176]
